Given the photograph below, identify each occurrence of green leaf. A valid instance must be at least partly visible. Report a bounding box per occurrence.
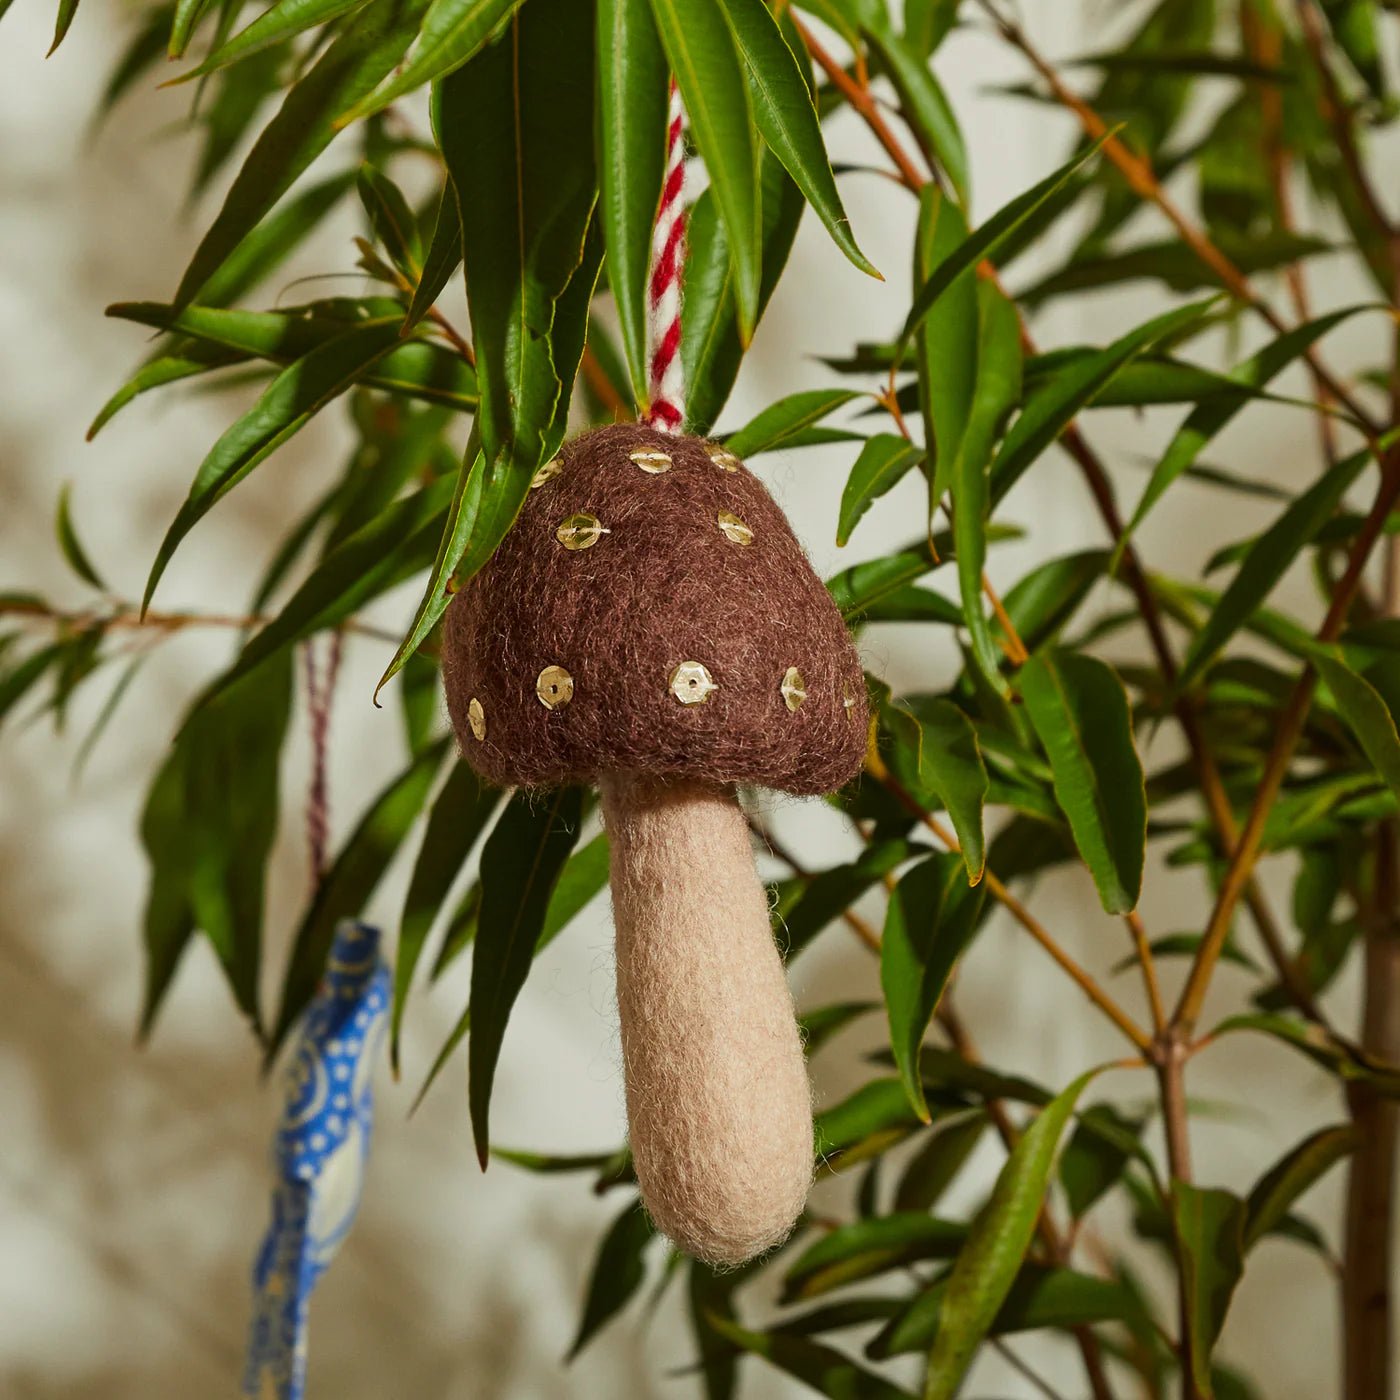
[212,474,457,699]
[872,1264,1138,1358]
[725,388,859,457]
[54,484,107,592]
[1174,1185,1247,1396]
[178,0,371,78]
[705,1314,915,1399]
[922,1067,1102,1399]
[140,656,293,1038]
[1212,1013,1400,1098]
[1312,650,1400,802]
[989,297,1220,504]
[1058,1104,1147,1220]
[87,344,246,440]
[1244,1124,1357,1251]
[778,839,921,960]
[894,1111,987,1213]
[1019,651,1145,914]
[952,281,1022,686]
[357,163,423,275]
[913,189,976,502]
[469,786,585,1165]
[48,0,81,53]
[391,762,499,1071]
[597,0,669,401]
[882,853,987,1121]
[650,0,761,339]
[404,181,463,334]
[815,1078,927,1164]
[1179,442,1382,688]
[337,0,523,123]
[0,642,65,731]
[143,320,405,611]
[172,0,428,309]
[568,1199,655,1359]
[268,738,450,1059]
[837,435,924,546]
[864,17,967,204]
[168,0,218,56]
[1115,306,1376,568]
[436,0,598,487]
[898,135,1109,353]
[882,699,987,882]
[799,1000,878,1057]
[784,1214,968,1303]
[682,138,805,433]
[720,0,877,278]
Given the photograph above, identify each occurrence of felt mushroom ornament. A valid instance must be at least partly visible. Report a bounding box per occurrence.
[442,423,868,1264]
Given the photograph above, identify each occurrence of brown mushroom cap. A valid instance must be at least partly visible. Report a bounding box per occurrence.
[442,423,868,793]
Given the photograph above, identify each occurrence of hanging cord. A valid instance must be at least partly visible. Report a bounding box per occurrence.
[302,632,342,886]
[642,80,689,433]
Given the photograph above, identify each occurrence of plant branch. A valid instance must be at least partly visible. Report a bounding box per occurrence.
[976,0,1382,440]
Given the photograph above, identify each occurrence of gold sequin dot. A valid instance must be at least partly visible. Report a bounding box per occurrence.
[843,682,858,716]
[556,512,609,550]
[781,666,807,712]
[630,448,673,474]
[536,665,574,710]
[707,446,741,473]
[717,511,754,545]
[670,661,717,706]
[530,456,564,489]
[467,697,486,741]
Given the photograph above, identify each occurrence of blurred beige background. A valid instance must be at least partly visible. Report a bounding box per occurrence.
[2,3,1396,1397]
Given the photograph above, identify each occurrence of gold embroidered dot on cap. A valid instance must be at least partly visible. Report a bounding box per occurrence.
[717,511,754,545]
[536,665,574,710]
[781,666,807,712]
[630,448,672,474]
[556,512,609,550]
[530,456,563,489]
[467,697,486,740]
[843,682,858,716]
[706,446,741,473]
[670,661,717,706]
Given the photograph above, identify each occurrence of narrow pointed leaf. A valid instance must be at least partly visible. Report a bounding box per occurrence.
[392,762,500,1070]
[923,1067,1102,1399]
[597,0,669,401]
[837,435,923,546]
[1313,650,1400,802]
[469,787,585,1165]
[882,853,987,1120]
[1174,1185,1247,1396]
[725,388,858,457]
[172,0,427,310]
[336,0,523,124]
[1244,1124,1358,1251]
[706,1314,915,1399]
[568,1199,656,1359]
[143,320,404,611]
[650,0,762,339]
[55,484,107,592]
[1180,442,1382,687]
[176,0,371,80]
[720,0,877,278]
[403,181,463,334]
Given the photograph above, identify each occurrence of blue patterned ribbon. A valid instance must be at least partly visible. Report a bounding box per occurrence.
[244,921,389,1400]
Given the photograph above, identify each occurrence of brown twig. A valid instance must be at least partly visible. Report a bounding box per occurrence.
[0,596,403,646]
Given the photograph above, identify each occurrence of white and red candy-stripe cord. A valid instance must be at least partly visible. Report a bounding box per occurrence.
[642,82,688,433]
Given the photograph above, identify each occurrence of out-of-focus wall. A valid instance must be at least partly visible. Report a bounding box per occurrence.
[2,4,1394,1397]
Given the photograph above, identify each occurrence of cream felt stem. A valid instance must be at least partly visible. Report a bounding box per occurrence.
[599,773,813,1266]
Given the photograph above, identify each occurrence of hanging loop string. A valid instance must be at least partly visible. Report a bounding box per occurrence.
[302,632,342,886]
[643,80,688,433]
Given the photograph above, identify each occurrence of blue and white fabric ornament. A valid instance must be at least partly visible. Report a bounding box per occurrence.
[244,921,389,1400]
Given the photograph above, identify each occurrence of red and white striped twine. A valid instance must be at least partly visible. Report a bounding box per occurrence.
[302,631,342,887]
[642,81,688,433]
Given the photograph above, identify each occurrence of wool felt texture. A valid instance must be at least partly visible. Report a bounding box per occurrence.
[600,773,813,1265]
[442,423,868,793]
